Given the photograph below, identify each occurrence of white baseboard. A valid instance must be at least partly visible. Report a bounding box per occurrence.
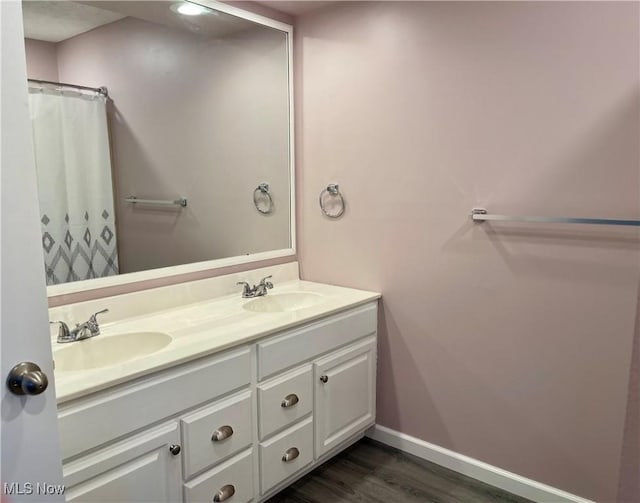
[366,425,594,503]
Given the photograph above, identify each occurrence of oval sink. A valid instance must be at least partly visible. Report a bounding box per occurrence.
[54,332,172,372]
[243,292,324,313]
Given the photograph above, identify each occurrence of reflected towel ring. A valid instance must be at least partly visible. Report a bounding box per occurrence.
[319,184,345,218]
[253,182,273,214]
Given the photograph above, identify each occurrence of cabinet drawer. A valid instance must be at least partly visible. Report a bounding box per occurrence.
[58,347,251,460]
[259,417,313,494]
[184,449,253,503]
[257,303,377,379]
[258,365,312,440]
[181,391,253,479]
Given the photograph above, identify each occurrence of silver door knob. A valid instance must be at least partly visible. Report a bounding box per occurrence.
[319,375,329,383]
[6,362,48,396]
[168,444,181,456]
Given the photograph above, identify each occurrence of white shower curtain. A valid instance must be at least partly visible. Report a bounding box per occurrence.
[28,87,119,285]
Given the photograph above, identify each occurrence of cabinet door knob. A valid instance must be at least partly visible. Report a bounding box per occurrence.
[281,393,299,408]
[213,484,235,502]
[319,375,329,383]
[6,362,48,396]
[211,425,234,442]
[169,444,181,456]
[282,447,300,462]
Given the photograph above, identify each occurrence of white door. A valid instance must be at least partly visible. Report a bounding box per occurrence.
[1,0,65,500]
[314,338,377,457]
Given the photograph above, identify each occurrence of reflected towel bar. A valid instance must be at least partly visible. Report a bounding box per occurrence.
[471,208,640,227]
[125,196,187,207]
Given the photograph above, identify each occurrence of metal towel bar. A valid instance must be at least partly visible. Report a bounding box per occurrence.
[471,208,640,227]
[125,196,187,207]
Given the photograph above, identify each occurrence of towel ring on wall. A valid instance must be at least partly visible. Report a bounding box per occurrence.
[319,184,345,218]
[253,182,273,214]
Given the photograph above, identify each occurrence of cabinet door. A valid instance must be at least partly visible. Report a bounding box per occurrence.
[63,422,182,503]
[314,337,376,457]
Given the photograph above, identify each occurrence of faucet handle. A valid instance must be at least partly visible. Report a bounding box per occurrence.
[87,308,109,334]
[50,321,71,342]
[259,275,274,289]
[237,281,254,297]
[89,308,109,319]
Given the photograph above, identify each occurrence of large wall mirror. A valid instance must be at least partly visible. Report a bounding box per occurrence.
[21,0,294,295]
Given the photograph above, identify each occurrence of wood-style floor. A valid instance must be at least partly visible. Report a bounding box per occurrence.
[268,438,534,503]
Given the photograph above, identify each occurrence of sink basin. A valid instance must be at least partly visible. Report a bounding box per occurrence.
[54,332,172,372]
[243,292,324,313]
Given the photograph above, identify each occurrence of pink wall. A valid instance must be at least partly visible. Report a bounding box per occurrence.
[55,16,290,274]
[295,2,640,501]
[24,38,58,81]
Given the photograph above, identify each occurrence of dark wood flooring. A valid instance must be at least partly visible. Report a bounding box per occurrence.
[268,438,534,503]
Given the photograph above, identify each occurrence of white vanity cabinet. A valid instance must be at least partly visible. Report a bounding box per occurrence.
[57,301,378,503]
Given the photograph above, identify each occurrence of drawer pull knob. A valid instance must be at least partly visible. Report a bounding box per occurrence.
[168,444,181,456]
[211,425,234,442]
[213,484,235,502]
[282,447,300,462]
[319,375,329,383]
[281,394,299,408]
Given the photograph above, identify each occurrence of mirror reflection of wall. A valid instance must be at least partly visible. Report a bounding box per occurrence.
[22,0,291,285]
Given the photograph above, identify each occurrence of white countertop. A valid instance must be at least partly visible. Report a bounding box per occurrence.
[53,280,380,403]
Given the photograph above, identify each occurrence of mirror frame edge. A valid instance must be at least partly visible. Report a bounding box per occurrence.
[45,0,297,299]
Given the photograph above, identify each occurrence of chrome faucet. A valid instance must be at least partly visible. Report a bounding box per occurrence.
[237,276,274,298]
[51,309,109,343]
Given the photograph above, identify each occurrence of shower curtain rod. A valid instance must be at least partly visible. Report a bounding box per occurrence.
[27,78,108,97]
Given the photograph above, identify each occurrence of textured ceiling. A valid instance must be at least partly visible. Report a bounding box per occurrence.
[22,1,126,42]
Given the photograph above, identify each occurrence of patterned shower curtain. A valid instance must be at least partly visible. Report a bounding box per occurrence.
[28,87,119,285]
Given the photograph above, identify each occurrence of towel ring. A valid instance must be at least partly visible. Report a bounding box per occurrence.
[253,182,273,214]
[319,184,345,218]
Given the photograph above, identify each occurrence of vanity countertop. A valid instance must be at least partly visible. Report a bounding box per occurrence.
[52,280,380,403]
